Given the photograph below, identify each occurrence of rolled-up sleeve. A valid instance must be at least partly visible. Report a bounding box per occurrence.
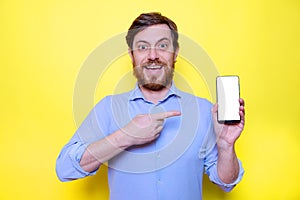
[56,97,111,182]
[56,134,97,182]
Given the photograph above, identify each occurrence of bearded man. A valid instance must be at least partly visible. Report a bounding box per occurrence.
[56,12,245,200]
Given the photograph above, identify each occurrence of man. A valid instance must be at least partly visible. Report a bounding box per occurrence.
[56,12,245,199]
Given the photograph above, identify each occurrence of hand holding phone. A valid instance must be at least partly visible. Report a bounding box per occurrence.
[216,76,241,124]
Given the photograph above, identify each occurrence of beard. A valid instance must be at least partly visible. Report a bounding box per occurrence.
[133,58,174,91]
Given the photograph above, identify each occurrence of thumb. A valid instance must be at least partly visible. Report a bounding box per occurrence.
[211,103,218,122]
[211,103,218,114]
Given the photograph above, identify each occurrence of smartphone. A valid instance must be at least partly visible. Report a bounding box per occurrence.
[216,76,241,124]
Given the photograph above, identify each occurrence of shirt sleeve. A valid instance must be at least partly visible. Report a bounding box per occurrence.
[204,145,245,192]
[55,133,97,182]
[55,97,111,182]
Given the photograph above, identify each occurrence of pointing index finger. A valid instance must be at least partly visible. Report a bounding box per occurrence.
[152,111,181,120]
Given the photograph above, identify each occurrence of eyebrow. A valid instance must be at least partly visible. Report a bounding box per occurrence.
[135,37,171,45]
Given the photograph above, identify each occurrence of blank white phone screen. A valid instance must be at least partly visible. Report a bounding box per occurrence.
[217,76,240,122]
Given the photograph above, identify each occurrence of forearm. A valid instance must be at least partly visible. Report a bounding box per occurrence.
[217,145,239,184]
[79,111,179,172]
[80,129,132,172]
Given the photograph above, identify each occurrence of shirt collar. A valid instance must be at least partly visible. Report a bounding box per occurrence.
[129,82,181,102]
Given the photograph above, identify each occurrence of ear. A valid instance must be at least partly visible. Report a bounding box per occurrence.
[173,47,179,62]
[128,48,134,64]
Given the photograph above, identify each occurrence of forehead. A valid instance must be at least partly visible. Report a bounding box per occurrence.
[133,24,172,44]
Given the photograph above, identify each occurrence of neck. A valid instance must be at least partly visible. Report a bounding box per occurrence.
[139,84,171,104]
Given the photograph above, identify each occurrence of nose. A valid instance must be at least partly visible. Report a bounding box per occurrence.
[148,47,159,61]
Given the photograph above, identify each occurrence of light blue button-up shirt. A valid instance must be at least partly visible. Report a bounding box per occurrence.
[56,83,244,200]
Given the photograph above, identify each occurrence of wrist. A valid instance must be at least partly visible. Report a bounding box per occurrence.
[217,140,235,153]
[110,129,134,150]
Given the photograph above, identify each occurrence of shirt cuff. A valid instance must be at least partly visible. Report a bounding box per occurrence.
[59,142,98,181]
[207,159,244,192]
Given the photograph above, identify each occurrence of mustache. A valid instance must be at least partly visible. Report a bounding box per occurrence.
[141,59,167,67]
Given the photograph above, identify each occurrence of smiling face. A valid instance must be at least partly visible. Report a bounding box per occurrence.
[129,24,179,91]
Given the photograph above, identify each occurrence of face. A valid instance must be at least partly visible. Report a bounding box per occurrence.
[129,24,178,91]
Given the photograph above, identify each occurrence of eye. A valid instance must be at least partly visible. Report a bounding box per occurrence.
[137,44,149,51]
[158,43,168,50]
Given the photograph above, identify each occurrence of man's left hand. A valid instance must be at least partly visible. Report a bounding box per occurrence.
[212,98,245,149]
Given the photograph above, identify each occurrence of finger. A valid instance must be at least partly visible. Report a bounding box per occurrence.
[239,98,245,106]
[211,103,218,113]
[152,111,181,120]
[240,105,245,115]
[239,106,245,121]
[239,110,245,126]
[211,104,218,123]
[239,98,245,114]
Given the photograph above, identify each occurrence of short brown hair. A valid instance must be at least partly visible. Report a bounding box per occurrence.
[126,12,179,51]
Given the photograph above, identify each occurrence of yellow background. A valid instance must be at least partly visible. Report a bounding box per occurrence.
[1,0,299,199]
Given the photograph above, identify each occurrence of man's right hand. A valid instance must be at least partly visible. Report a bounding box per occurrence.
[121,111,181,146]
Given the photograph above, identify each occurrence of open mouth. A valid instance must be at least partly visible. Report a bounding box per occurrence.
[144,65,163,70]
